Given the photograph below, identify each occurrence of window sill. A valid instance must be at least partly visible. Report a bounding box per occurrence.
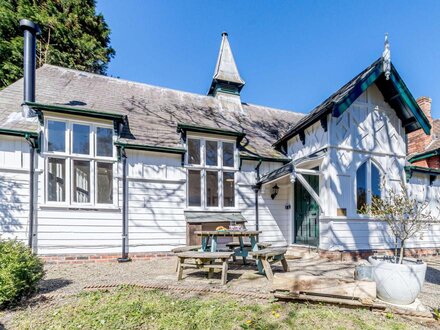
[39,204,121,212]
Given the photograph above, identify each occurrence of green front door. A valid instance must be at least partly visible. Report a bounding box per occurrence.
[294,174,319,246]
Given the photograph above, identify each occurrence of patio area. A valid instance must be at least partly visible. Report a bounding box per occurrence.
[37,254,440,309]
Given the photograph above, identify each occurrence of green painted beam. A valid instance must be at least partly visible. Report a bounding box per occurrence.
[177,123,246,140]
[405,165,440,176]
[408,149,440,163]
[333,66,383,117]
[0,128,38,138]
[115,142,186,154]
[25,102,125,121]
[239,154,290,163]
[388,68,431,135]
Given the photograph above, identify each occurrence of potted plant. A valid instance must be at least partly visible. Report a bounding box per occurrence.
[364,182,436,305]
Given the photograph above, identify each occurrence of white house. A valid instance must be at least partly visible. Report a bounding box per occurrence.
[0,23,439,262]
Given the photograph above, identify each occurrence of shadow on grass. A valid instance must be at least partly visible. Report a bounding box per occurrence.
[38,278,73,294]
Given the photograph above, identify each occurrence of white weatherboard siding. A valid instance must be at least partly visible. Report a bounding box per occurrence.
[127,150,186,252]
[238,160,290,246]
[0,136,31,243]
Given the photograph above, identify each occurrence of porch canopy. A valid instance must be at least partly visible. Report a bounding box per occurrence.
[256,148,327,211]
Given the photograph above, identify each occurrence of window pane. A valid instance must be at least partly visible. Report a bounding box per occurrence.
[356,162,367,211]
[97,162,113,204]
[48,158,65,202]
[223,142,234,167]
[223,172,235,207]
[206,171,218,207]
[72,124,90,155]
[96,127,113,157]
[73,160,90,203]
[206,141,218,166]
[188,170,201,206]
[371,163,381,202]
[188,139,200,165]
[47,121,66,152]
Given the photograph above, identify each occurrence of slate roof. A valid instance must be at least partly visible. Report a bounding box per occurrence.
[0,64,304,160]
[415,119,440,156]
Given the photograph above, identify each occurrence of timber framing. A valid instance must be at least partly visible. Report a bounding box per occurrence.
[273,59,431,151]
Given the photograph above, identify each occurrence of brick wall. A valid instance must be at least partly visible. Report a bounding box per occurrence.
[407,96,432,156]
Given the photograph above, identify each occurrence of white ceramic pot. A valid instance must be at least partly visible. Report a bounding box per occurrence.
[368,256,427,305]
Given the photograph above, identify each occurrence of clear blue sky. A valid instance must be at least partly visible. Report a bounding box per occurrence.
[96,1,440,118]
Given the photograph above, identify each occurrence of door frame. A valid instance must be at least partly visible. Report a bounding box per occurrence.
[292,173,320,246]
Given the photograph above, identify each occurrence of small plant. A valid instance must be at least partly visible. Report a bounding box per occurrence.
[364,182,436,264]
[433,307,440,321]
[0,239,44,307]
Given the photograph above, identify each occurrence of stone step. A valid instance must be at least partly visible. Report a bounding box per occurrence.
[285,245,320,260]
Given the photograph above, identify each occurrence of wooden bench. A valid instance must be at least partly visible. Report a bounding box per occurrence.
[171,245,202,271]
[225,241,272,249]
[176,251,233,285]
[250,247,289,281]
[171,245,202,253]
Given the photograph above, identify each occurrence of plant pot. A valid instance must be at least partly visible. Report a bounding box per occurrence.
[368,256,427,305]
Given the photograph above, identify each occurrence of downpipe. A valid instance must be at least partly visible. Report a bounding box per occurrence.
[118,147,131,262]
[25,135,36,250]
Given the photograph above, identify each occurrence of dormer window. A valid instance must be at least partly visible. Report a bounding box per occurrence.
[186,137,236,209]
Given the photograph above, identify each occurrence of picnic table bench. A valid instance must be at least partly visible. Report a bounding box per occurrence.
[250,247,289,281]
[176,251,233,285]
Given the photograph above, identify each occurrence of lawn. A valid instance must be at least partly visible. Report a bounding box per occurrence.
[5,287,422,330]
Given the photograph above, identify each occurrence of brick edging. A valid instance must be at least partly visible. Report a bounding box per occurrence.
[41,252,174,264]
[319,248,440,262]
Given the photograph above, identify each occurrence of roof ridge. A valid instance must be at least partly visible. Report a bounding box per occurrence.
[40,64,300,116]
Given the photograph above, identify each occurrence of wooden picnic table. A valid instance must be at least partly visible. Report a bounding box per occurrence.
[194,230,262,269]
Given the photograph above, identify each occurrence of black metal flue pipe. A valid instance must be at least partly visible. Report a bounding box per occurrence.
[19,19,40,104]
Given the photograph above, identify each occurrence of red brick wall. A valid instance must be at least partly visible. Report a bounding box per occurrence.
[427,155,440,169]
[407,96,432,156]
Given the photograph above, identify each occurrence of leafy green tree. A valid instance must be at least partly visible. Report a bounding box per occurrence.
[0,0,115,89]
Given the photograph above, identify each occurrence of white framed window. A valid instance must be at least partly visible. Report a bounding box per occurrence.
[186,137,237,209]
[43,118,116,207]
[356,159,382,212]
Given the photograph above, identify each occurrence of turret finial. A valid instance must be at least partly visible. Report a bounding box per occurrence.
[382,33,391,80]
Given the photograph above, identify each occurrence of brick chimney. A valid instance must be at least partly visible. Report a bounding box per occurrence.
[407,96,433,156]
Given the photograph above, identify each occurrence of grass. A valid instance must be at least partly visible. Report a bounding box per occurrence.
[8,287,418,330]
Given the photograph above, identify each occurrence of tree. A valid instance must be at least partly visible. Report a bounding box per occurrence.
[0,0,115,89]
[368,182,436,264]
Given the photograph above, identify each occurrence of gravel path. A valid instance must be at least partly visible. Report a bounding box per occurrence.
[37,255,440,309]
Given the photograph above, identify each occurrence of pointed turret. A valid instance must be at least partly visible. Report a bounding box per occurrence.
[208,32,245,97]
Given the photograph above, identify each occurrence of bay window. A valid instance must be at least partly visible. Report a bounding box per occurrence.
[186,138,236,208]
[44,119,116,206]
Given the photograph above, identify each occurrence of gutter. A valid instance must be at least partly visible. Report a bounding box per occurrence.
[115,142,186,155]
[239,154,290,163]
[25,101,126,123]
[408,149,440,163]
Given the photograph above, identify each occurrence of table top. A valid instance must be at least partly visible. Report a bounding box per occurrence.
[194,230,261,237]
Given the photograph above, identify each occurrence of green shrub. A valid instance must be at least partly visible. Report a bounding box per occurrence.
[0,239,44,307]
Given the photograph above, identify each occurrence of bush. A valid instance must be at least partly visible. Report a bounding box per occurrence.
[0,239,44,307]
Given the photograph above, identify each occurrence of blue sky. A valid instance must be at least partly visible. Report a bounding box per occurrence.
[96,1,440,118]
